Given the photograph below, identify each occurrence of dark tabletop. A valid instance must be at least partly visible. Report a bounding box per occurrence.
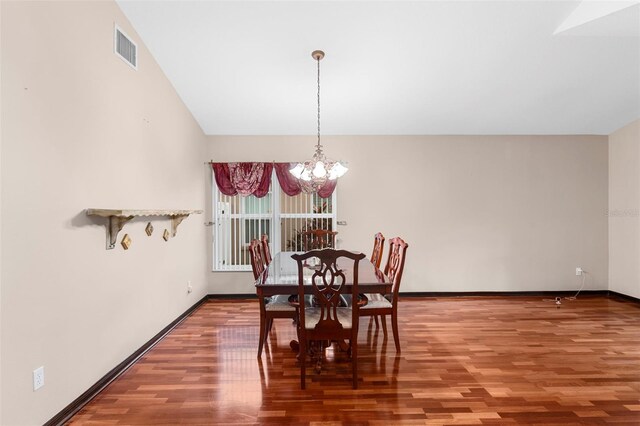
[255,251,390,296]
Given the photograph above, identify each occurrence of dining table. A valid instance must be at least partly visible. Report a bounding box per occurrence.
[255,251,391,297]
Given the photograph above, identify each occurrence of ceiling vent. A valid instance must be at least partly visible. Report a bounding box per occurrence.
[114,25,137,70]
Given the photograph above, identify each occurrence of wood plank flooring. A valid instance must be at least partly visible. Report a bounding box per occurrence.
[69,296,640,425]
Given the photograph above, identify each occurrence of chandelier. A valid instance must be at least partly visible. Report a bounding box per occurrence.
[289,50,348,191]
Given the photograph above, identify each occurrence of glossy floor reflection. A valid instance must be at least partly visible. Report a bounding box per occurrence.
[70,296,640,425]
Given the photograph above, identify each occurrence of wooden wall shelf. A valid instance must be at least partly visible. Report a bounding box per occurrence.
[86,209,203,250]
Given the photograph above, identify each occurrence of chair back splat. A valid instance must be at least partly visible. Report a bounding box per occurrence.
[370,232,385,269]
[385,237,408,297]
[248,239,265,281]
[261,234,272,266]
[291,249,366,389]
[301,229,338,251]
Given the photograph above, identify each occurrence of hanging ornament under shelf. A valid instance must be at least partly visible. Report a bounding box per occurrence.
[121,234,132,250]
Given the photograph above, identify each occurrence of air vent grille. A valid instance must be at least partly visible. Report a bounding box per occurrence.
[114,25,137,70]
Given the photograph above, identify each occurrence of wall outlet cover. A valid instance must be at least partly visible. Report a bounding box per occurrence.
[33,366,44,391]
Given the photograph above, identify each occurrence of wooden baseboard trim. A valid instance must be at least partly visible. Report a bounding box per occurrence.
[208,293,257,299]
[399,290,610,298]
[45,295,209,426]
[399,290,638,304]
[608,290,640,304]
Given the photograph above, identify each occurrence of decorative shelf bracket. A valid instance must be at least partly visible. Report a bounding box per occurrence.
[171,214,188,237]
[109,215,134,250]
[86,209,203,250]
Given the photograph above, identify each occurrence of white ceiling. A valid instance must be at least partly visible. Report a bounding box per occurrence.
[116,0,640,135]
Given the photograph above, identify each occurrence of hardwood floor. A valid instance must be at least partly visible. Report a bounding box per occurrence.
[69,296,640,425]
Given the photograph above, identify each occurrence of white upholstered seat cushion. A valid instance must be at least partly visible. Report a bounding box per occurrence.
[360,293,392,310]
[265,294,296,312]
[304,307,353,329]
[265,294,315,311]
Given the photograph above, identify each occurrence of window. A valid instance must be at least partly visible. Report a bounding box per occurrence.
[212,170,337,271]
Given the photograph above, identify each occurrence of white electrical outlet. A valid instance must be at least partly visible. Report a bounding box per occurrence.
[33,366,44,391]
[576,267,583,276]
[187,280,193,294]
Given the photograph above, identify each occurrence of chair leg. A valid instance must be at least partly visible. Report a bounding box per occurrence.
[258,313,266,357]
[381,314,388,336]
[263,318,272,349]
[315,341,326,373]
[351,339,358,389]
[391,313,400,353]
[300,339,306,390]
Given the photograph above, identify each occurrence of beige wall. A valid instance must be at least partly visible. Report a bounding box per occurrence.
[206,135,608,295]
[609,119,640,299]
[1,2,207,424]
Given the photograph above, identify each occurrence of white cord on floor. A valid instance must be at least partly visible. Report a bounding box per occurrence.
[566,271,587,300]
[543,271,588,304]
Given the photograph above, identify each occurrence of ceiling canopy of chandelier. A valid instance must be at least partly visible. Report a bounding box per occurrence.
[289,50,348,191]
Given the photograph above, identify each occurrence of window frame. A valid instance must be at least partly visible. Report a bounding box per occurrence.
[212,169,338,272]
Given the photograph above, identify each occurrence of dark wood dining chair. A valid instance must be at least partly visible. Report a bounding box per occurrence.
[249,239,297,357]
[261,234,272,266]
[291,249,366,389]
[359,237,408,353]
[301,229,338,251]
[370,232,385,269]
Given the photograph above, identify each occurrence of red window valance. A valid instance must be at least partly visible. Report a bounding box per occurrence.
[212,162,273,198]
[273,162,336,198]
[211,162,336,198]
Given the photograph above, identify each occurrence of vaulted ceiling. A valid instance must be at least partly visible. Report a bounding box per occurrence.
[117,0,639,135]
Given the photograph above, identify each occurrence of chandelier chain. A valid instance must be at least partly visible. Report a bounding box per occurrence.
[317,56,321,149]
